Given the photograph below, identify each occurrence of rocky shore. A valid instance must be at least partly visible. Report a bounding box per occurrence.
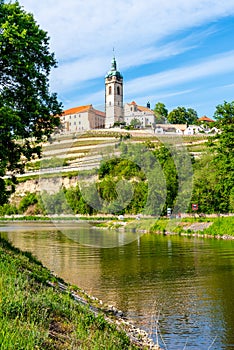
[48,279,162,350]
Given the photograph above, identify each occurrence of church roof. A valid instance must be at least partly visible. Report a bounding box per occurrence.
[137,105,154,114]
[62,105,92,116]
[105,56,123,79]
[61,105,105,118]
[126,101,154,114]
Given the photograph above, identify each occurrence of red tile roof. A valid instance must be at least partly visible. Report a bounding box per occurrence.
[127,101,153,113]
[137,105,154,113]
[62,105,92,116]
[198,116,215,122]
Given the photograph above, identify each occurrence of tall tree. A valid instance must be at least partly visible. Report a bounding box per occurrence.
[0,1,62,204]
[154,102,168,123]
[167,107,198,125]
[212,101,234,212]
[192,101,234,213]
[213,100,234,155]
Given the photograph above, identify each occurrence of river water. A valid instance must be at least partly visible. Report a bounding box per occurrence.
[0,221,234,350]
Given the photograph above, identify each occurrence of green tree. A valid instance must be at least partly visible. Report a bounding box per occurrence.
[191,101,234,213]
[153,102,168,123]
[167,107,198,125]
[187,108,198,125]
[0,1,62,204]
[213,100,234,155]
[130,118,142,129]
[18,192,38,213]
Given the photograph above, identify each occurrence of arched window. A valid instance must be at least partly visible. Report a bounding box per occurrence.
[109,101,111,106]
[117,86,120,95]
[109,86,112,95]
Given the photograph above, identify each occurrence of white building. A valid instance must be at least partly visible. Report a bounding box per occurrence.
[124,101,155,128]
[60,104,105,133]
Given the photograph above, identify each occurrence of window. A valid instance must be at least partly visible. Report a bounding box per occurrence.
[109,86,112,95]
[109,101,111,106]
[117,86,120,95]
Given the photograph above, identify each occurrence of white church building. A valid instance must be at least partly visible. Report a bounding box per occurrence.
[124,101,155,128]
[60,56,155,132]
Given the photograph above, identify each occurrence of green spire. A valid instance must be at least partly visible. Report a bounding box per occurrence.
[111,56,117,71]
[105,54,123,79]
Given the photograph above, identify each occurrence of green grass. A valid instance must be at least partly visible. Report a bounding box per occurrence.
[202,216,234,236]
[0,237,140,349]
[171,216,234,237]
[124,216,234,237]
[124,218,168,232]
[0,215,120,222]
[186,144,208,152]
[182,135,210,143]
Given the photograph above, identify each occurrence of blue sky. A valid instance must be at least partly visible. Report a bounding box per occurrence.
[18,0,234,117]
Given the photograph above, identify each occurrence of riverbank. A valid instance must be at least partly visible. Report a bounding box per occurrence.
[94,215,234,239]
[1,214,234,239]
[0,236,160,350]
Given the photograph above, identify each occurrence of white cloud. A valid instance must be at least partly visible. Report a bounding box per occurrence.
[50,38,196,92]
[50,25,219,93]
[125,50,234,95]
[14,0,234,114]
[19,0,234,61]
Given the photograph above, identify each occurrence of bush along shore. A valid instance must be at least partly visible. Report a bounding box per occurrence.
[0,237,161,350]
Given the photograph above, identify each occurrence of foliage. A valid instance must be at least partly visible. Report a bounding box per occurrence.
[153,102,168,123]
[167,107,198,125]
[130,117,142,129]
[18,192,38,213]
[0,1,62,204]
[39,189,72,215]
[212,100,234,155]
[191,101,234,213]
[65,185,95,215]
[202,216,234,236]
[152,146,179,214]
[0,202,18,216]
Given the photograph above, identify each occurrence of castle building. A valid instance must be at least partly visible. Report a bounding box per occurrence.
[105,56,124,128]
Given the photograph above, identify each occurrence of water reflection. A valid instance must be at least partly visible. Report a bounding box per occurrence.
[1,222,234,349]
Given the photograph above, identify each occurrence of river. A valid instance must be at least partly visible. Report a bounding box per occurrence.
[0,221,234,349]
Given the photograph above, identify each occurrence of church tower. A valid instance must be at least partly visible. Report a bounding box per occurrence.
[105,56,123,128]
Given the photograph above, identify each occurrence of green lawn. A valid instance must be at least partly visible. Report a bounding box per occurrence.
[0,237,140,350]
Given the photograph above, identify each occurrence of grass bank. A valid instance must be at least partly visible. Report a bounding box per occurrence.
[0,237,146,349]
[123,216,234,238]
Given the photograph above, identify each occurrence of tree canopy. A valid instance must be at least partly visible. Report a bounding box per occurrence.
[153,102,168,123]
[167,106,198,125]
[0,1,62,203]
[130,118,142,129]
[191,101,234,213]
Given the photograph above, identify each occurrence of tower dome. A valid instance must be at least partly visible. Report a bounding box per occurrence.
[105,57,123,79]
